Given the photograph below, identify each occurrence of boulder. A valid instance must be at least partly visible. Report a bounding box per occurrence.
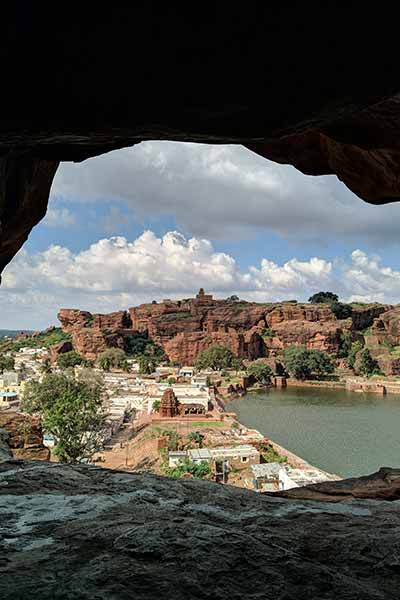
[0,412,50,461]
[267,467,400,502]
[1,461,400,598]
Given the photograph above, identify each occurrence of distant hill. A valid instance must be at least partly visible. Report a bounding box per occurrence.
[0,329,34,338]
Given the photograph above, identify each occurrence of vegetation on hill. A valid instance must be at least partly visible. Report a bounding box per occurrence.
[0,329,34,339]
[0,354,15,373]
[359,348,381,376]
[283,346,334,380]
[0,328,71,353]
[124,333,165,374]
[308,291,339,304]
[346,341,364,369]
[22,372,107,463]
[195,346,236,371]
[98,348,129,371]
[308,291,352,320]
[57,351,84,369]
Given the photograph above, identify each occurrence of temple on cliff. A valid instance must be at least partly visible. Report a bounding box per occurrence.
[195,288,214,303]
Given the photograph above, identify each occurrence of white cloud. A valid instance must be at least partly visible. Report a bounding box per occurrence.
[51,142,400,244]
[43,207,75,227]
[2,230,400,329]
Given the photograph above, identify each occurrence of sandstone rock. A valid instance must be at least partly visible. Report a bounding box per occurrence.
[0,429,11,462]
[0,412,49,461]
[268,467,400,502]
[49,340,73,363]
[266,304,336,326]
[1,461,400,599]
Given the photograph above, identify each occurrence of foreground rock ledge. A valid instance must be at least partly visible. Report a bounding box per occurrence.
[1,461,400,599]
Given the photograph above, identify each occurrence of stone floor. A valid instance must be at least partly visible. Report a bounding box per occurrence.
[1,460,400,599]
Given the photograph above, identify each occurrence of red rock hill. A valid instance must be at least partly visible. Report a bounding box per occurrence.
[57,290,392,366]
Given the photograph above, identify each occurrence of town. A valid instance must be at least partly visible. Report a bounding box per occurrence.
[4,287,400,493]
[0,291,347,493]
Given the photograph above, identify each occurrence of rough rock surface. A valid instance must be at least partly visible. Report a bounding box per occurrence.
[267,467,400,502]
[0,429,11,462]
[1,461,400,599]
[0,413,49,461]
[49,340,73,363]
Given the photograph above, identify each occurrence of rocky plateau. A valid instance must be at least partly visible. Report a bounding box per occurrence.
[57,292,400,374]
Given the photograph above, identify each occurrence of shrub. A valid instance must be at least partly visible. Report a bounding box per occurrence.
[0,354,14,373]
[187,431,204,448]
[195,346,235,371]
[163,458,211,479]
[359,348,381,376]
[330,301,353,320]
[346,341,363,369]
[283,346,334,380]
[247,361,273,383]
[98,348,128,371]
[57,350,83,369]
[261,328,274,338]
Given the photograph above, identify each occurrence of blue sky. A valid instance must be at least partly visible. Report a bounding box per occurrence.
[3,142,400,329]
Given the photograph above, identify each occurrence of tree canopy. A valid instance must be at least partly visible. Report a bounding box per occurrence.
[57,350,83,369]
[0,354,14,373]
[98,348,128,371]
[195,346,235,371]
[308,291,339,304]
[359,348,380,376]
[246,361,273,383]
[283,346,334,380]
[22,372,107,463]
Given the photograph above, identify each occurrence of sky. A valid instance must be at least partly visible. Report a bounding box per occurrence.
[3,141,400,330]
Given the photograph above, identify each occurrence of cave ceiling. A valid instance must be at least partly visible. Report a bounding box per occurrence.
[1,5,400,274]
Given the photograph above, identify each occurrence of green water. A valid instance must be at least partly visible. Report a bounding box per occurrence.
[227,387,400,477]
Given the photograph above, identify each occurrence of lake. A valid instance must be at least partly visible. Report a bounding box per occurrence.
[227,386,400,477]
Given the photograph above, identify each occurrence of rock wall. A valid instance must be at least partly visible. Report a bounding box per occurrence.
[1,461,400,599]
[0,412,50,461]
[57,298,400,368]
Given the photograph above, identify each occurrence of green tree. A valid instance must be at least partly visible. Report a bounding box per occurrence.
[98,348,128,371]
[164,458,211,479]
[187,431,204,448]
[40,358,52,374]
[308,291,339,304]
[359,348,380,376]
[247,361,273,383]
[338,331,353,358]
[57,350,83,369]
[152,399,160,412]
[0,354,14,373]
[330,301,353,320]
[22,373,107,464]
[195,346,234,371]
[283,346,334,380]
[307,349,334,378]
[346,341,363,369]
[138,355,155,374]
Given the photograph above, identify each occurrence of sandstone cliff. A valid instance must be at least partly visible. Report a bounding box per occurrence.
[58,296,400,367]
